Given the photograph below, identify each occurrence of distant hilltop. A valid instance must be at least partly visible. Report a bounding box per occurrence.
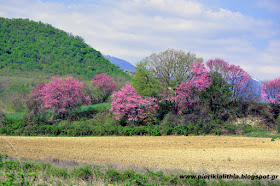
[0,17,129,80]
[103,55,135,72]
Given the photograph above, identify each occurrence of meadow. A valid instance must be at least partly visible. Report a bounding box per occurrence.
[1,136,280,185]
[2,135,280,175]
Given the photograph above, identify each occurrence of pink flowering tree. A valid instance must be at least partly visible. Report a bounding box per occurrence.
[28,77,90,119]
[175,62,211,114]
[91,73,118,102]
[110,84,158,124]
[206,58,250,100]
[261,77,280,104]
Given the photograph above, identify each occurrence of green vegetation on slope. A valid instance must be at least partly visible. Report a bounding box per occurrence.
[0,17,130,112]
[0,17,129,79]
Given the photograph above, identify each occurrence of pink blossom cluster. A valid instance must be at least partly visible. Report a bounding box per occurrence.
[110,84,158,122]
[176,62,211,114]
[189,62,212,91]
[261,77,280,104]
[227,65,250,88]
[91,73,117,93]
[206,58,250,99]
[206,58,228,78]
[158,91,176,103]
[30,77,90,113]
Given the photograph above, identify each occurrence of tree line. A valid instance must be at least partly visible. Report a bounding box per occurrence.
[14,49,278,126]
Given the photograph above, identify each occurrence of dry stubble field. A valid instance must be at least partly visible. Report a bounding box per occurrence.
[1,136,280,175]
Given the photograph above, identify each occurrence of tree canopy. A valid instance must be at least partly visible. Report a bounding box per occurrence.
[206,58,251,101]
[261,77,280,104]
[132,48,203,96]
[146,49,202,89]
[132,60,161,97]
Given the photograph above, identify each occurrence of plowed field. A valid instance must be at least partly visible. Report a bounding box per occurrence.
[1,136,280,175]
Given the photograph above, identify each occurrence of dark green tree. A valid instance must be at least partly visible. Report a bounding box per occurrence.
[201,72,232,114]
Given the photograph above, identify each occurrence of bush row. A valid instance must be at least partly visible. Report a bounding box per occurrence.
[0,113,263,137]
[1,101,280,137]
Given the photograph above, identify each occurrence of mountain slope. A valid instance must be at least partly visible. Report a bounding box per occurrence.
[103,55,135,71]
[0,17,129,80]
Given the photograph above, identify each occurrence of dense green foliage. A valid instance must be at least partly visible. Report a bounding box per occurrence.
[201,72,233,114]
[132,60,161,97]
[0,115,273,137]
[1,102,280,137]
[0,17,129,79]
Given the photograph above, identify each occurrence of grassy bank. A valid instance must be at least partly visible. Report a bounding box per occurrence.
[1,153,278,185]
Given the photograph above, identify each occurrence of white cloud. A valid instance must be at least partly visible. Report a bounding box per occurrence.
[0,0,279,80]
[126,0,204,18]
[259,66,280,80]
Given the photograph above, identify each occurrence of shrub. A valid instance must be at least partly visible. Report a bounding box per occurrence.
[110,84,158,125]
[27,77,90,119]
[200,72,232,114]
[91,73,117,102]
[157,91,178,118]
[176,62,211,114]
[72,166,93,181]
[82,83,103,104]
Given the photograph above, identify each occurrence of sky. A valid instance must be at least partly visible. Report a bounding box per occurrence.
[0,0,279,80]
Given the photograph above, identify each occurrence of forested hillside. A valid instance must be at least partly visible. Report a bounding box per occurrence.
[0,17,129,79]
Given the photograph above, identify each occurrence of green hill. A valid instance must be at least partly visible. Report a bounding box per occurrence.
[0,17,129,79]
[0,17,130,112]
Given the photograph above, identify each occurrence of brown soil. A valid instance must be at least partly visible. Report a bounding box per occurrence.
[1,136,280,175]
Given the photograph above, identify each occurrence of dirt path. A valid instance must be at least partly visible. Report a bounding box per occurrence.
[1,136,280,175]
